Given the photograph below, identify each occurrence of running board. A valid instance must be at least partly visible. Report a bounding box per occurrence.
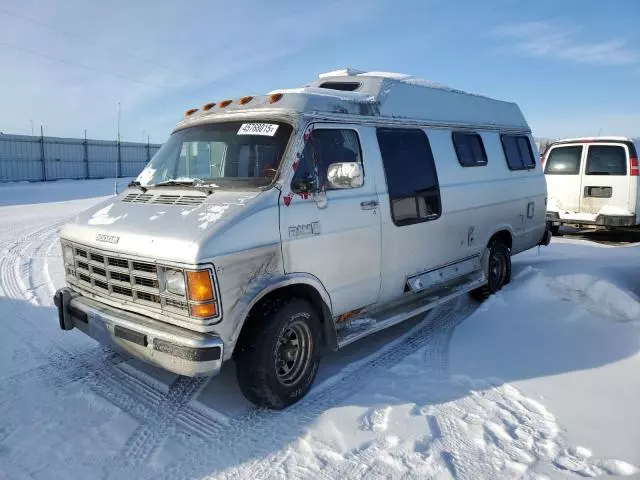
[336,271,486,349]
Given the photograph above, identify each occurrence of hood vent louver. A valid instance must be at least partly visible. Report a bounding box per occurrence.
[120,192,206,206]
[122,193,153,203]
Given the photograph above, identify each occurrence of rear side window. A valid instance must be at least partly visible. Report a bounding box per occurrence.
[452,132,488,167]
[376,128,441,226]
[544,146,582,175]
[501,134,536,170]
[586,145,627,176]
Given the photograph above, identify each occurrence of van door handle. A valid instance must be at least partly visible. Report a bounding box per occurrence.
[527,201,535,219]
[360,200,379,210]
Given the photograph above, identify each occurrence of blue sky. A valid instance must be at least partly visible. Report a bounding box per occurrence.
[0,0,639,142]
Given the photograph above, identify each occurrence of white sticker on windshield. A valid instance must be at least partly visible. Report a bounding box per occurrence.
[237,123,279,136]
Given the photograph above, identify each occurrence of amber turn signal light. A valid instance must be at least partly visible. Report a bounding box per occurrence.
[186,270,214,302]
[190,303,217,318]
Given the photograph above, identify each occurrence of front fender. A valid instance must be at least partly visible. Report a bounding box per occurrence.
[225,272,335,358]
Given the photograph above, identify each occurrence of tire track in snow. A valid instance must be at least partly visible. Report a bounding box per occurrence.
[0,218,231,476]
[155,299,477,480]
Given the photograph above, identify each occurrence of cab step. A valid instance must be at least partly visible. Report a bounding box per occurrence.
[336,271,486,349]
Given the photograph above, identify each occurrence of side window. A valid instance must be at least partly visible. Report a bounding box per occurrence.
[585,145,627,176]
[501,134,536,170]
[544,146,583,175]
[377,128,441,226]
[452,132,488,167]
[291,128,362,191]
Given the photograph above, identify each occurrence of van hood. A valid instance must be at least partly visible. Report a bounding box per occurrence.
[60,188,262,264]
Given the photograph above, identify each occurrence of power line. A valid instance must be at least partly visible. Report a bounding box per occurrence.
[0,6,210,83]
[0,39,170,88]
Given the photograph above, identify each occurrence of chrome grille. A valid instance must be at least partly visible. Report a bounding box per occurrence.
[69,244,166,310]
[63,241,219,323]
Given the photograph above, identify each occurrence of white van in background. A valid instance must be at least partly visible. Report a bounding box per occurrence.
[543,137,640,234]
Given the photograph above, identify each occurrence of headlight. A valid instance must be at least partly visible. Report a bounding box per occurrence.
[165,269,186,296]
[63,245,74,265]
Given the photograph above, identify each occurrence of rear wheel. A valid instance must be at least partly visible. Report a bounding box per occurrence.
[235,298,321,410]
[470,241,511,301]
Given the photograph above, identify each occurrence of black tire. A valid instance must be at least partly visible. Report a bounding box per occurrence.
[235,298,322,410]
[470,241,511,301]
[550,224,561,236]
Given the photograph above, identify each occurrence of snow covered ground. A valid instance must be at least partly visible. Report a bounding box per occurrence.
[0,178,638,480]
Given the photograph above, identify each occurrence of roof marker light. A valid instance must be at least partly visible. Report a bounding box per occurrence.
[202,102,216,111]
[219,100,232,108]
[269,93,283,104]
[184,108,198,116]
[239,96,253,105]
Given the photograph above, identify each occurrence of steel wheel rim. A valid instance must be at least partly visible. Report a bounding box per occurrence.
[489,252,506,290]
[275,318,312,386]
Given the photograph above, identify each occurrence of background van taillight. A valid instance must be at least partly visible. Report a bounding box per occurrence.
[631,157,639,176]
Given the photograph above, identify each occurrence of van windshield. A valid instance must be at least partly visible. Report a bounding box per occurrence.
[137,121,293,188]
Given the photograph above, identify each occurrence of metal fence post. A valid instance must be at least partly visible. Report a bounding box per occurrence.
[83,129,89,179]
[39,125,46,182]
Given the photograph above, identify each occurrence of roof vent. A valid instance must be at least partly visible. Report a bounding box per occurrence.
[318,68,365,79]
[318,81,361,92]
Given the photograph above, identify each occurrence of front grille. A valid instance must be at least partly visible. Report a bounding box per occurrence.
[64,242,218,323]
[70,244,167,311]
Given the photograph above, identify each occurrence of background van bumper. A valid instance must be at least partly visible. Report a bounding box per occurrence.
[53,288,224,377]
[546,211,637,228]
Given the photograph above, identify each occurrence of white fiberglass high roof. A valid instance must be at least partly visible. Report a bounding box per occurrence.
[178,68,530,131]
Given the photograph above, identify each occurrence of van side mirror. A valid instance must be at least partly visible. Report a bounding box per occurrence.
[326,162,363,189]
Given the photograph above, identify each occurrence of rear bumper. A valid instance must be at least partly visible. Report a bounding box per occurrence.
[546,211,637,227]
[53,288,224,377]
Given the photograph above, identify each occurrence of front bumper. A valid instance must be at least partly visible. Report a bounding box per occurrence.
[54,288,224,377]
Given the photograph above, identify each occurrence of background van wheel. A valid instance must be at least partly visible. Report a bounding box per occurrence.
[235,298,321,410]
[470,241,511,301]
[550,224,561,236]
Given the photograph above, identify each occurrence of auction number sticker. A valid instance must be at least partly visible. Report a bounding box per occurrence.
[237,123,279,136]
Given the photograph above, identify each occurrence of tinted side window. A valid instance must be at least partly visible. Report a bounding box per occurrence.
[377,128,441,226]
[586,145,627,176]
[452,132,488,167]
[501,134,536,170]
[291,129,362,191]
[545,146,582,175]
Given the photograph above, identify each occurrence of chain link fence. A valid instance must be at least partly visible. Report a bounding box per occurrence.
[0,133,162,182]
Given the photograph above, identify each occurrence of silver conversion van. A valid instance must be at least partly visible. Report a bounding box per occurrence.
[54,69,550,409]
[543,136,640,233]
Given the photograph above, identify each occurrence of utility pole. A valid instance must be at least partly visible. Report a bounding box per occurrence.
[114,102,121,195]
[40,125,46,181]
[30,119,34,136]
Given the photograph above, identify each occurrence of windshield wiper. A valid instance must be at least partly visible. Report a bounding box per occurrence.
[151,179,214,195]
[127,180,147,192]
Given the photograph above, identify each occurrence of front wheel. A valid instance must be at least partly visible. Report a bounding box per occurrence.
[470,241,511,301]
[235,298,322,410]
